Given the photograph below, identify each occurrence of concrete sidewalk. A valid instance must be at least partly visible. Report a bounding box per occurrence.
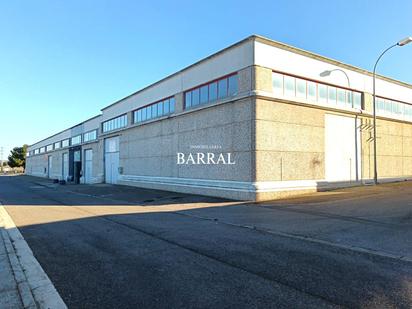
[0,205,67,309]
[0,214,36,309]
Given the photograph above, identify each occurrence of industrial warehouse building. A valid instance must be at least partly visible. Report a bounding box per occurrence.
[26,35,412,201]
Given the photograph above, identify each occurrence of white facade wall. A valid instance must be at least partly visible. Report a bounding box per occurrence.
[254,40,412,103]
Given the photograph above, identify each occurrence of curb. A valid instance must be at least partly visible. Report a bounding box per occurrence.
[0,225,37,309]
[0,205,67,309]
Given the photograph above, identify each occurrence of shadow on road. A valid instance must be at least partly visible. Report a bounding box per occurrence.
[2,175,412,308]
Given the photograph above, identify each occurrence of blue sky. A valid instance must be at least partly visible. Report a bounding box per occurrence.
[1,0,412,160]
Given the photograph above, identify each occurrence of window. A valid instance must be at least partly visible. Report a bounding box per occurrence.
[272,72,284,95]
[34,149,39,155]
[84,130,97,142]
[271,71,362,110]
[146,105,152,119]
[40,147,45,153]
[170,97,175,112]
[164,99,170,114]
[209,82,218,102]
[318,84,327,103]
[102,114,128,133]
[62,139,70,148]
[157,102,163,116]
[192,88,200,106]
[375,96,412,120]
[71,135,81,145]
[133,96,175,124]
[184,74,238,109]
[54,142,61,149]
[228,75,238,96]
[346,90,353,108]
[307,81,317,101]
[284,75,295,97]
[46,144,53,152]
[353,93,362,109]
[218,79,228,99]
[152,104,158,118]
[328,86,337,104]
[185,92,192,108]
[337,88,346,106]
[200,85,208,104]
[296,78,306,99]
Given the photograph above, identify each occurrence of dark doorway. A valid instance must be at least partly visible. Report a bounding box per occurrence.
[69,146,82,184]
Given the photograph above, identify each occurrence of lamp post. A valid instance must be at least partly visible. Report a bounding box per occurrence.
[372,37,412,185]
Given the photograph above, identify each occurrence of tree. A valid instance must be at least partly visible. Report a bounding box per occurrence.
[2,161,7,166]
[8,145,28,168]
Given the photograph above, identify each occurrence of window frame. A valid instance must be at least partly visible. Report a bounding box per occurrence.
[183,73,238,110]
[102,114,128,133]
[132,96,175,124]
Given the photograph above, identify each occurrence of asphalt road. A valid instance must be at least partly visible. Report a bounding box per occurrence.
[1,175,412,308]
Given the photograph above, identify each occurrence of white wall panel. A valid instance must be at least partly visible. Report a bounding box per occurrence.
[254,41,412,103]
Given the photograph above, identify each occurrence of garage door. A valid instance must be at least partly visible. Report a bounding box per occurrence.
[105,137,119,184]
[84,149,93,184]
[325,114,361,181]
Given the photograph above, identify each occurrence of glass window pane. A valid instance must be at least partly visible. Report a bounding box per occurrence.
[346,91,353,108]
[200,85,208,104]
[185,92,192,108]
[209,82,218,102]
[284,75,295,97]
[142,108,147,121]
[152,104,158,118]
[218,79,227,99]
[376,98,382,112]
[337,88,346,106]
[318,84,327,103]
[307,81,316,101]
[353,93,362,109]
[272,72,283,94]
[164,100,170,114]
[394,102,402,115]
[228,75,238,96]
[328,86,337,104]
[170,97,175,112]
[147,105,152,119]
[158,102,163,116]
[296,78,306,99]
[192,88,200,106]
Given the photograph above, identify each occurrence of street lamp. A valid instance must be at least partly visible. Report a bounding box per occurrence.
[320,69,351,88]
[372,37,412,185]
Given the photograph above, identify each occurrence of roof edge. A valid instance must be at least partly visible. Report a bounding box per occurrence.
[101,35,256,111]
[28,114,102,148]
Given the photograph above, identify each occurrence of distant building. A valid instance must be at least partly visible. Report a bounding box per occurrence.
[25,35,412,200]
